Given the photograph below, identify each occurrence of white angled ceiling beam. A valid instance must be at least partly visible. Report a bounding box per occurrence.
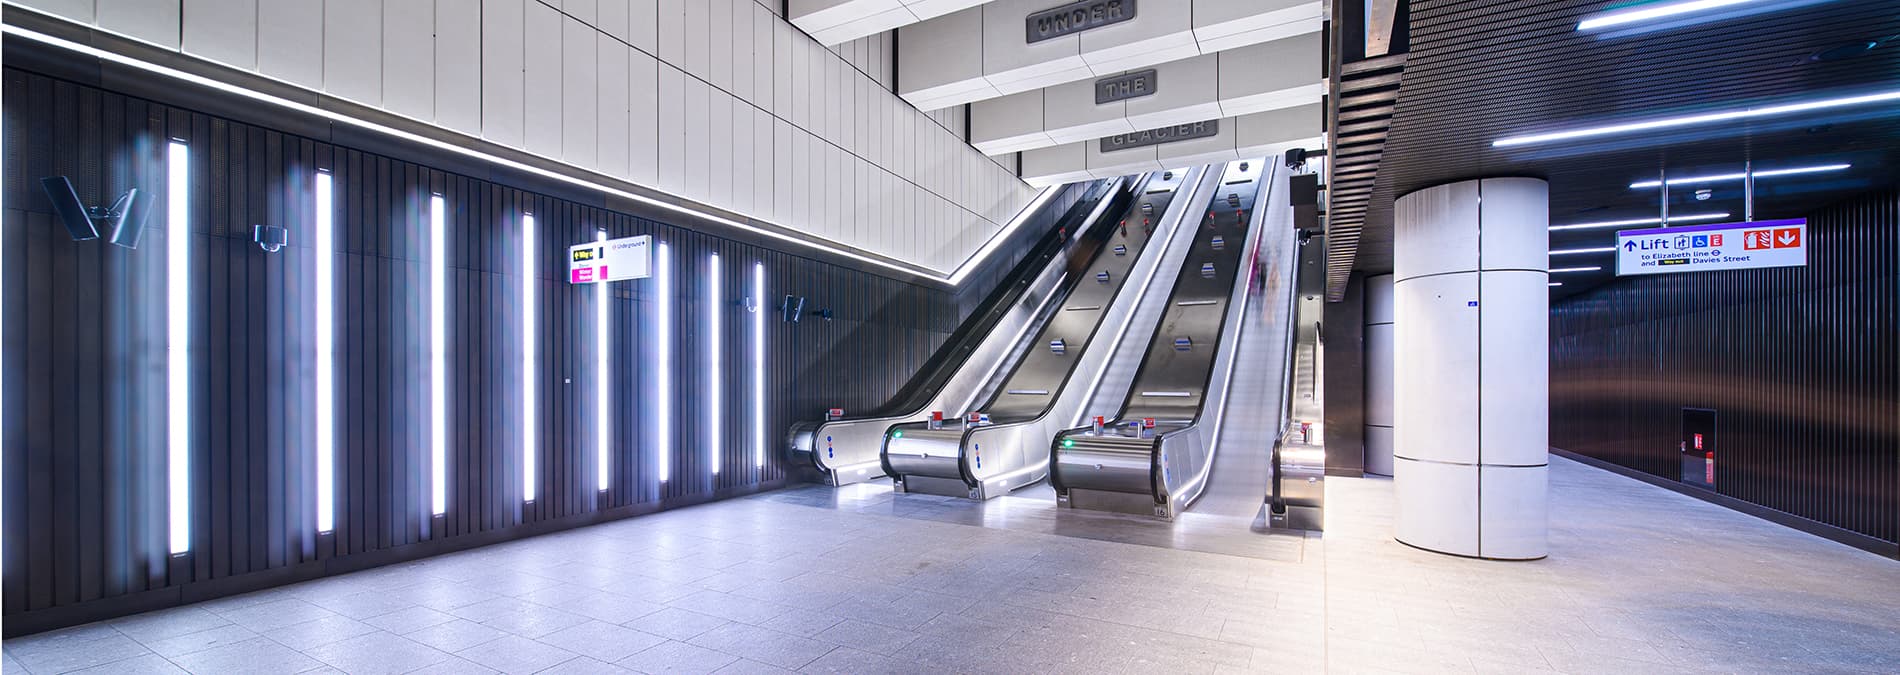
[789,0,998,46]
[1019,103,1323,187]
[971,32,1321,156]
[899,0,1321,112]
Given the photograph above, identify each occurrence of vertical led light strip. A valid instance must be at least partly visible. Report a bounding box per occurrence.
[314,172,336,533]
[521,214,537,502]
[751,262,764,469]
[707,253,721,476]
[655,242,672,482]
[428,195,447,517]
[595,230,611,492]
[166,140,191,555]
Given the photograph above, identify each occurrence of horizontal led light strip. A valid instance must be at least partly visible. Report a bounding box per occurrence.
[0,25,1050,286]
[167,139,191,555]
[1494,90,1900,147]
[1577,0,1778,31]
[1629,163,1850,188]
[1551,266,1603,273]
[1549,212,1729,231]
[315,171,336,533]
[1550,247,1616,255]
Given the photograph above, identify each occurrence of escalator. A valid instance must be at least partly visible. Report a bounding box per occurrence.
[1049,160,1302,520]
[878,168,1214,499]
[788,175,1137,486]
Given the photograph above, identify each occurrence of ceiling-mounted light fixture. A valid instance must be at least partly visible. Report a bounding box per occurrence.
[1550,247,1617,256]
[1549,282,1564,287]
[1493,90,1900,147]
[1549,212,1730,231]
[1551,266,1603,273]
[1577,0,1782,31]
[1629,163,1851,188]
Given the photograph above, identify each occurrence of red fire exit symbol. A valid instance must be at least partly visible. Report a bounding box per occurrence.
[1743,228,1801,250]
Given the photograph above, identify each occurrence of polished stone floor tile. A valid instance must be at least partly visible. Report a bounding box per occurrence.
[618,639,740,675]
[452,633,576,675]
[8,456,1900,674]
[535,620,667,663]
[302,631,452,675]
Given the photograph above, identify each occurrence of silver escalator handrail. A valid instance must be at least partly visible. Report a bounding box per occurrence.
[1153,163,1284,512]
[802,175,1133,483]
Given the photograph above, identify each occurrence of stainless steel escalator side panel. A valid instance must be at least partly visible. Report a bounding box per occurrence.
[797,177,1131,486]
[954,165,1218,500]
[1269,230,1327,532]
[882,167,1206,498]
[1051,161,1288,519]
[1152,164,1291,518]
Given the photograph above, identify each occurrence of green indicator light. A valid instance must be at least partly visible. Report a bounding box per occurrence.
[893,430,904,439]
[1061,438,1074,448]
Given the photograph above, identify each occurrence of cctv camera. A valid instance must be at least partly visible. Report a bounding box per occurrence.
[254,224,288,253]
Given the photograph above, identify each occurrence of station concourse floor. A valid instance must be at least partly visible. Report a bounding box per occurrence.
[6,456,1899,674]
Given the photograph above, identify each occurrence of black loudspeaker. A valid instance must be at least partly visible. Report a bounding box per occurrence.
[1283,148,1309,169]
[780,295,805,323]
[1289,173,1319,207]
[40,176,99,241]
[39,177,154,248]
[109,189,154,249]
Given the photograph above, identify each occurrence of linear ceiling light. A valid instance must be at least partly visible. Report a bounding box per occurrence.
[1549,212,1730,231]
[0,25,1048,287]
[1551,266,1603,273]
[1629,163,1850,188]
[1550,247,1616,255]
[1549,282,1564,287]
[1577,0,1775,31]
[1493,90,1900,147]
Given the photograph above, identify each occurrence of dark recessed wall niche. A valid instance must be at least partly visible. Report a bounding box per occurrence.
[0,67,1053,636]
[1550,187,1900,556]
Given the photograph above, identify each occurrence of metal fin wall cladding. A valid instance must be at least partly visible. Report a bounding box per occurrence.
[0,69,978,631]
[1550,189,1900,549]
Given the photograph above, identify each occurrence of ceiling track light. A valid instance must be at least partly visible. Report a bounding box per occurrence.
[1493,90,1900,147]
[1629,163,1850,188]
[1549,212,1730,231]
[1577,0,1781,31]
[1550,266,1603,273]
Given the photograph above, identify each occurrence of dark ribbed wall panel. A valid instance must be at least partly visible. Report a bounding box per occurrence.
[0,68,1005,634]
[1550,188,1900,551]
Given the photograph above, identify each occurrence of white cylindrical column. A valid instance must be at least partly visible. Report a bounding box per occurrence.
[1392,177,1548,560]
[1364,274,1395,476]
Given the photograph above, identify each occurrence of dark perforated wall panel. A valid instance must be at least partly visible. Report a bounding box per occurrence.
[0,68,1040,634]
[1550,189,1900,553]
